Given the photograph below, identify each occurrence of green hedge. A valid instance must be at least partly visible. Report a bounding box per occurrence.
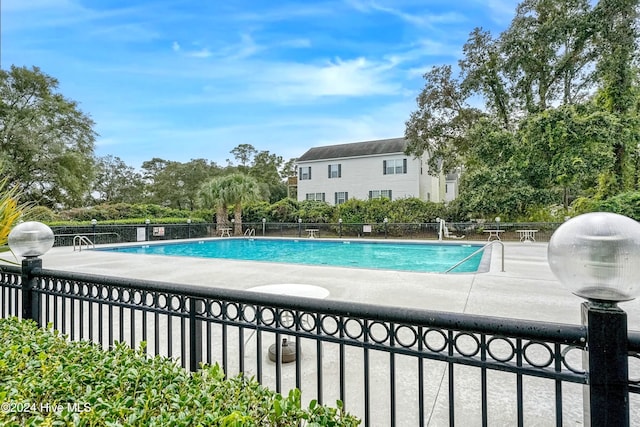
[0,318,360,426]
[572,191,640,220]
[46,217,209,227]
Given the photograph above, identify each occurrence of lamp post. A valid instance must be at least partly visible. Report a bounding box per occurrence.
[339,218,343,238]
[383,217,388,239]
[187,218,191,239]
[262,218,266,237]
[91,218,97,242]
[298,218,302,238]
[548,212,640,427]
[495,216,501,231]
[145,218,150,241]
[8,222,55,325]
[436,217,443,241]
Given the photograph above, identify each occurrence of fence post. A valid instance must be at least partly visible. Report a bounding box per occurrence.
[21,257,42,327]
[546,212,640,427]
[582,301,629,426]
[189,297,203,372]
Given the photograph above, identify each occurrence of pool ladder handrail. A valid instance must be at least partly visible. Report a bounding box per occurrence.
[445,240,504,273]
[244,228,256,237]
[73,235,94,252]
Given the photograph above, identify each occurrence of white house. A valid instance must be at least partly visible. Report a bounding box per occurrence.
[296,137,458,205]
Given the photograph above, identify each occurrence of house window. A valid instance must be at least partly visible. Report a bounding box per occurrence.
[328,164,341,178]
[334,191,348,205]
[299,166,312,180]
[368,190,392,200]
[306,193,325,202]
[383,159,407,175]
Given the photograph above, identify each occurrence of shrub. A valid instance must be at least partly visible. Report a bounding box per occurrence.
[0,317,360,426]
[270,198,300,222]
[25,206,60,222]
[571,192,640,220]
[298,200,334,223]
[46,217,209,227]
[57,203,202,222]
[242,201,273,223]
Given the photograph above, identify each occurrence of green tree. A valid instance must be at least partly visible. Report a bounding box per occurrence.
[500,0,596,113]
[404,65,483,173]
[460,28,512,128]
[592,0,639,192]
[249,150,286,202]
[406,0,640,218]
[143,158,221,209]
[199,177,229,227]
[519,104,619,207]
[280,158,298,180]
[92,155,144,204]
[230,143,258,172]
[199,173,263,234]
[0,66,96,207]
[224,174,263,234]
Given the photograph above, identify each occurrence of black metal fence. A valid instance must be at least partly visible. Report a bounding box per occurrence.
[51,221,561,247]
[2,260,639,426]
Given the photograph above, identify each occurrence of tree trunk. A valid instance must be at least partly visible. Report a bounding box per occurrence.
[234,206,242,236]
[216,207,227,227]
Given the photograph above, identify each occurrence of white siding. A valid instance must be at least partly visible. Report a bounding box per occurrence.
[298,153,443,205]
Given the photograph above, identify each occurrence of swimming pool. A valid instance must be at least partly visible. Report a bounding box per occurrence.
[100,239,486,273]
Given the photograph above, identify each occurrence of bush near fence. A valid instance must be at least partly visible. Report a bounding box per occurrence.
[0,317,359,426]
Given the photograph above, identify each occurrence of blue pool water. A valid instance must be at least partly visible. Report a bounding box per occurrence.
[100,239,485,273]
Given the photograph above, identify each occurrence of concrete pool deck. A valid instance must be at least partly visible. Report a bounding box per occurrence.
[36,238,640,329]
[9,237,640,425]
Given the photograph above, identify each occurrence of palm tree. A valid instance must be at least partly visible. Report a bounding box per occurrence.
[223,174,263,235]
[199,177,230,228]
[199,174,263,235]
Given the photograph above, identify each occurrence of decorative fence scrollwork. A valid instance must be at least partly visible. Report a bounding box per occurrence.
[2,264,640,426]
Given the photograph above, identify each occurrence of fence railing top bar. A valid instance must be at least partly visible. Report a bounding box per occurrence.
[0,265,22,275]
[33,267,587,344]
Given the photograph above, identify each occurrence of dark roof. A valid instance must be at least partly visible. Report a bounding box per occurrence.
[297,137,407,162]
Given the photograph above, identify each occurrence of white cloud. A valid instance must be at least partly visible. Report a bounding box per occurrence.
[280,38,312,49]
[3,0,76,12]
[172,41,181,52]
[231,33,261,59]
[238,56,401,101]
[345,0,467,28]
[480,0,519,24]
[186,48,212,58]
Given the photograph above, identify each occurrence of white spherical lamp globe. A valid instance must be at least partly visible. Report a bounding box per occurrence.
[8,221,55,258]
[548,212,640,302]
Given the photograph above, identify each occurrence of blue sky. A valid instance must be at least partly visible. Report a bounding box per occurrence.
[3,0,518,169]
